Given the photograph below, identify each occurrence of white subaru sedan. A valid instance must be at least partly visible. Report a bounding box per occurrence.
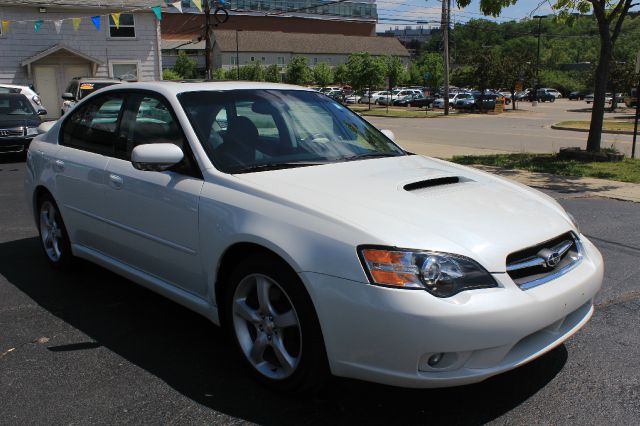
[25,82,603,391]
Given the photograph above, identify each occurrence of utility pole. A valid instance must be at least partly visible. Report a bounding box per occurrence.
[204,0,213,80]
[533,15,544,104]
[236,29,241,80]
[441,0,451,115]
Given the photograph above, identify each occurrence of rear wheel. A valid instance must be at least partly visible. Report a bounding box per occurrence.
[37,194,73,269]
[224,254,327,392]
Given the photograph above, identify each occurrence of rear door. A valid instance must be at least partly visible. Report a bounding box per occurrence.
[56,92,127,251]
[101,92,206,296]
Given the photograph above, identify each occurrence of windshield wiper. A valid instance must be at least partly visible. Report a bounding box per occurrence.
[232,161,329,174]
[339,152,404,162]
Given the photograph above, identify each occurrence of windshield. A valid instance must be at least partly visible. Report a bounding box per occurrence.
[0,94,36,116]
[179,89,406,174]
[78,82,118,99]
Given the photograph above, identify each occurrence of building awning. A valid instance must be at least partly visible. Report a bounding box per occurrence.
[21,44,103,67]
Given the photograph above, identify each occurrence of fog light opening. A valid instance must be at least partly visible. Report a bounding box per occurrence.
[428,352,445,367]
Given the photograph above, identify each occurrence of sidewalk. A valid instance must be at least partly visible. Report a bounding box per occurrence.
[472,165,640,203]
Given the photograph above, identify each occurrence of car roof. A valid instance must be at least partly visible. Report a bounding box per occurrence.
[95,81,315,97]
[0,84,36,93]
[0,93,30,100]
[74,78,123,84]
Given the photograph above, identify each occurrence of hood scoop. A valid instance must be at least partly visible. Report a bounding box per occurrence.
[404,176,468,192]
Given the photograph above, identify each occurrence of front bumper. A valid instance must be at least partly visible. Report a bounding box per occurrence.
[301,236,603,388]
[0,137,32,154]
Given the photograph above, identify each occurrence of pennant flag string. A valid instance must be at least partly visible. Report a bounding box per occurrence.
[72,17,82,31]
[171,1,183,13]
[152,6,162,20]
[54,20,63,34]
[34,19,43,32]
[192,0,203,12]
[91,15,101,31]
[1,20,9,34]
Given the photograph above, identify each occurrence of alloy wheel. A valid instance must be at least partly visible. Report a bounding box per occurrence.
[39,201,63,262]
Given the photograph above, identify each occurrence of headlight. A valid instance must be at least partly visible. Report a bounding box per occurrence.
[26,127,39,136]
[358,247,498,297]
[32,95,42,106]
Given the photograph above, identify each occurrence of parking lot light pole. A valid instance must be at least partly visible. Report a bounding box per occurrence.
[236,29,242,80]
[533,15,544,104]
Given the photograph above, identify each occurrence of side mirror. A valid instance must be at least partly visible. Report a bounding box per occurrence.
[37,121,56,134]
[131,143,184,172]
[37,109,47,116]
[380,129,395,142]
[61,92,75,101]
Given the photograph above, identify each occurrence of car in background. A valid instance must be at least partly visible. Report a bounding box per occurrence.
[455,94,498,111]
[360,91,389,104]
[394,93,435,108]
[0,93,45,154]
[584,93,613,104]
[26,81,603,392]
[568,91,588,100]
[0,84,47,115]
[624,89,637,107]
[434,93,465,109]
[343,94,360,104]
[379,89,423,106]
[61,78,123,116]
[540,88,562,98]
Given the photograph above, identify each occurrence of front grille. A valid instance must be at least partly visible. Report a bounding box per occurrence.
[0,127,25,138]
[506,232,583,290]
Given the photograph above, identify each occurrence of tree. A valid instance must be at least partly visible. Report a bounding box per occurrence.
[498,38,536,110]
[345,52,385,93]
[608,58,635,109]
[285,56,312,85]
[240,61,265,81]
[414,52,444,88]
[456,0,637,152]
[265,64,281,82]
[173,51,198,79]
[313,62,334,87]
[333,63,349,85]
[211,67,226,80]
[385,56,407,89]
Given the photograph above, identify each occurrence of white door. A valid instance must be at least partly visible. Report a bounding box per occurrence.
[33,66,59,119]
[63,64,90,86]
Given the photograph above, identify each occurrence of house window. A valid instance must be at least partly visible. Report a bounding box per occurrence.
[313,58,318,65]
[110,61,139,81]
[261,57,266,62]
[109,13,135,38]
[277,57,285,65]
[231,56,237,65]
[250,56,256,62]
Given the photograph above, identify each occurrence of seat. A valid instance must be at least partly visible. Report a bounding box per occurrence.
[214,116,260,169]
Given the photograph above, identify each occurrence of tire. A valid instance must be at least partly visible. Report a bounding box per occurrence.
[550,97,555,103]
[223,254,328,393]
[37,193,73,269]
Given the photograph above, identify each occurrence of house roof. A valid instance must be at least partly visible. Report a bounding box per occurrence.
[21,44,103,66]
[162,31,410,57]
[0,0,159,9]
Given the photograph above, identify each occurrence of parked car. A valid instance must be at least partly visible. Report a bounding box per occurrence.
[0,93,45,154]
[378,89,421,106]
[529,89,556,102]
[624,88,637,107]
[26,81,603,392]
[395,93,435,108]
[433,93,465,109]
[343,94,360,104]
[0,84,47,115]
[61,77,123,116]
[360,91,389,104]
[540,88,562,98]
[584,93,613,104]
[455,94,498,111]
[568,91,588,100]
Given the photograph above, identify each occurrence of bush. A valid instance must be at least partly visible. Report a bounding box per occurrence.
[174,51,198,79]
[162,68,182,80]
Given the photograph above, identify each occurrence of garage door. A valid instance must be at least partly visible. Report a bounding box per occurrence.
[33,66,59,120]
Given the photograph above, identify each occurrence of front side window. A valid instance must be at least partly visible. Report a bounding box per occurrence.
[179,90,406,174]
[61,94,125,155]
[109,13,135,38]
[0,95,35,116]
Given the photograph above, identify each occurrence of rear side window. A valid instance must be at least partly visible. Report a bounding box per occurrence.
[61,94,125,155]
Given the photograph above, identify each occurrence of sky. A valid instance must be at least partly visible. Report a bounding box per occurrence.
[376,0,556,31]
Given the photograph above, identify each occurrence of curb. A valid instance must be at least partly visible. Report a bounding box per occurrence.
[551,124,634,135]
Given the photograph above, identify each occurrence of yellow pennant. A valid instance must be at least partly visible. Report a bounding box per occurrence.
[192,0,203,12]
[111,12,121,29]
[72,17,81,31]
[1,20,8,34]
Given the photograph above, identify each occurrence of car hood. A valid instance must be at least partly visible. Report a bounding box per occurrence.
[235,155,575,272]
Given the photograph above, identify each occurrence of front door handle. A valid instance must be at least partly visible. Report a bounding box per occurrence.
[109,173,123,190]
[53,159,65,172]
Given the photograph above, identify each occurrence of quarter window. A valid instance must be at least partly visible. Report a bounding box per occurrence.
[61,94,125,155]
[109,13,135,38]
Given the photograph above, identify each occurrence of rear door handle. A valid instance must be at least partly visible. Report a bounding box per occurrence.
[109,173,123,190]
[53,160,65,172]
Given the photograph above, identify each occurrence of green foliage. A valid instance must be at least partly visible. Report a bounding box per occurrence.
[412,52,444,87]
[211,67,226,80]
[265,64,281,83]
[313,63,333,87]
[162,68,182,81]
[345,52,385,92]
[224,68,238,80]
[384,56,407,88]
[285,56,313,85]
[173,51,198,79]
[333,63,349,85]
[240,61,265,81]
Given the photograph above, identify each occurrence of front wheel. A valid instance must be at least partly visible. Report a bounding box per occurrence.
[37,194,73,269]
[224,255,327,392]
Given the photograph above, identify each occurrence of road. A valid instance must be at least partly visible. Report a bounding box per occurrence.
[1,158,639,425]
[365,99,636,158]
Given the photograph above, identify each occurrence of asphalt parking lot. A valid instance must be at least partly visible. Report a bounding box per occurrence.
[1,157,639,425]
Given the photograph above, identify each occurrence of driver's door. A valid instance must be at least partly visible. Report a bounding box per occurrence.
[101,92,207,297]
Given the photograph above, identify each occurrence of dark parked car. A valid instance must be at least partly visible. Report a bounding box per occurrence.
[568,91,588,100]
[456,94,498,111]
[395,93,435,108]
[0,93,44,154]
